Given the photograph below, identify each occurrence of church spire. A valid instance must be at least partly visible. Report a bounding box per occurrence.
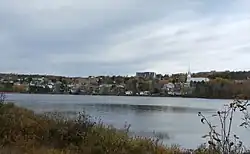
[187,63,191,75]
[188,63,191,73]
[186,64,191,83]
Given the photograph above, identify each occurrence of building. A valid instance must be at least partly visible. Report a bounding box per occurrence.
[136,72,156,79]
[162,83,175,91]
[125,91,133,95]
[186,70,209,84]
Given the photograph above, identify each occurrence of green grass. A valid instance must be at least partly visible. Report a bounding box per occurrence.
[0,102,222,154]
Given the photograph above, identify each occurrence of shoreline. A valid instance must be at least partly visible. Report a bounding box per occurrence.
[2,91,236,100]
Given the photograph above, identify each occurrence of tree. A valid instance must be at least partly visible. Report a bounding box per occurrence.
[115,76,124,85]
[138,81,150,91]
[152,88,160,94]
[13,85,26,93]
[27,77,32,83]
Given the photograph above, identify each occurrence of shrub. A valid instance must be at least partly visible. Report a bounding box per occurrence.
[198,97,250,154]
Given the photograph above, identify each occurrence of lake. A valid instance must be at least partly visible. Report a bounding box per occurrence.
[5,93,250,149]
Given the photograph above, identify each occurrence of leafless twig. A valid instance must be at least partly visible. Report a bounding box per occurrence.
[0,92,6,104]
[198,98,250,154]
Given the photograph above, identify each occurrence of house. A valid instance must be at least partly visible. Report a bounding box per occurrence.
[162,83,175,91]
[116,85,125,88]
[47,84,53,89]
[99,84,113,88]
[125,91,133,95]
[234,80,245,84]
[99,84,113,94]
[139,91,150,96]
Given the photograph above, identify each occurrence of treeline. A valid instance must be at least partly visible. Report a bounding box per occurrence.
[190,78,250,99]
[193,71,250,80]
[0,84,53,94]
[1,70,250,82]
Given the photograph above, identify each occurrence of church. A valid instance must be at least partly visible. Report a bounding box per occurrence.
[186,70,209,84]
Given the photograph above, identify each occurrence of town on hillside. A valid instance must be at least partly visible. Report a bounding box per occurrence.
[1,70,250,99]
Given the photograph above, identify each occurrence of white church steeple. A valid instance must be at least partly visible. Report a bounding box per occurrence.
[186,65,192,83]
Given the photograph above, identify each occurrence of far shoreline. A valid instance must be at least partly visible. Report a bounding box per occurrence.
[2,91,237,101]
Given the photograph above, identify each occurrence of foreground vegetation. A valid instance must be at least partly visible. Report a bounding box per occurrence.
[0,94,249,153]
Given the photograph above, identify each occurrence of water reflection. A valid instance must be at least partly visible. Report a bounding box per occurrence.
[81,103,215,114]
[16,102,215,115]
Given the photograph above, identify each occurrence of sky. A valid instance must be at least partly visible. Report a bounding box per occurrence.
[1,0,250,77]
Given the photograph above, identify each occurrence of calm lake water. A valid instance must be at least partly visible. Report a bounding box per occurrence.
[5,93,250,149]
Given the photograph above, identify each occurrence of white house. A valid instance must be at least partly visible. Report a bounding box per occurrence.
[125,91,133,95]
[139,91,150,96]
[162,83,175,91]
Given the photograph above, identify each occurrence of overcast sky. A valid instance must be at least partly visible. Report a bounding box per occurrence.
[1,0,250,77]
